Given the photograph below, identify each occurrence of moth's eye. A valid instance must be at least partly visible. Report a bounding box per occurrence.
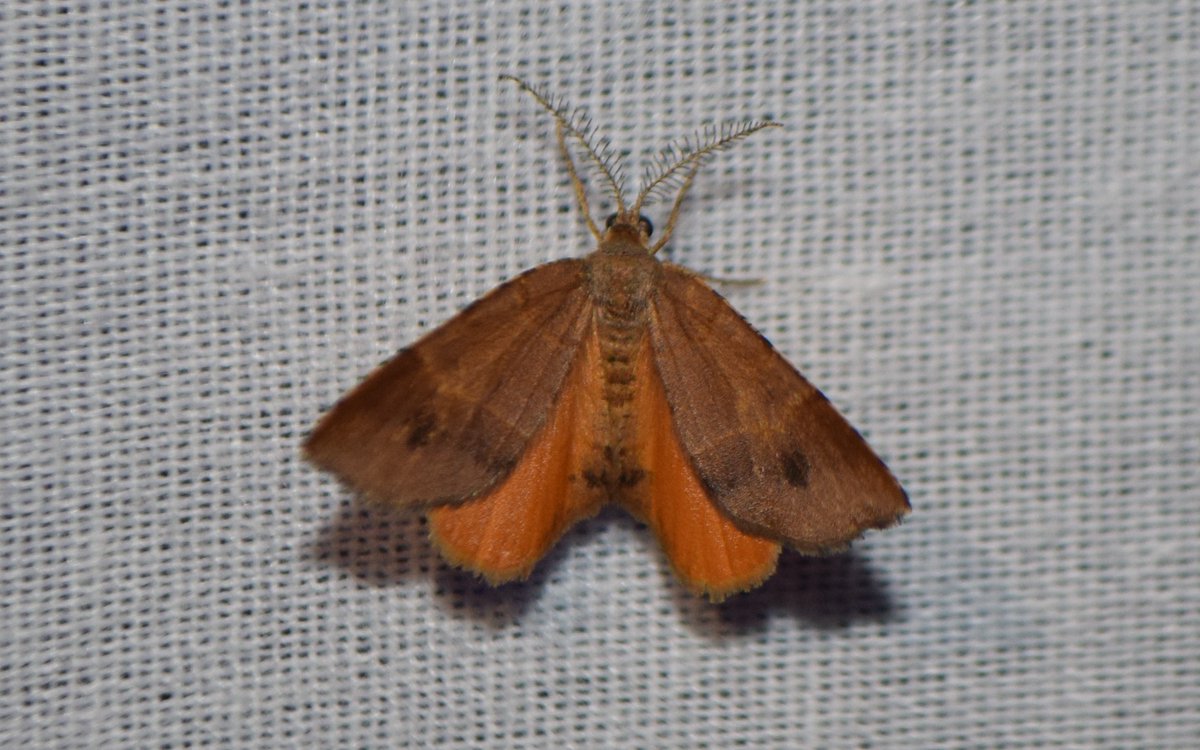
[603,213,653,237]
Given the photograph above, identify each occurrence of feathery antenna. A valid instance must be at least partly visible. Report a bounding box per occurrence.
[501,75,781,249]
[632,120,782,215]
[500,75,628,212]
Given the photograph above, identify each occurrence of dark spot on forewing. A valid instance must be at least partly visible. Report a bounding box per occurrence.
[406,409,437,447]
[697,470,725,498]
[781,448,811,487]
[489,454,518,475]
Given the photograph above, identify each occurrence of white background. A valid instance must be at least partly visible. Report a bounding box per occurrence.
[2,1,1197,747]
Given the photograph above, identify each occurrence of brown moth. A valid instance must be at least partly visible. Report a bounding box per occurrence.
[305,76,910,601]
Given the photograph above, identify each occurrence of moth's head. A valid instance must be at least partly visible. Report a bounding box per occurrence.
[603,211,654,246]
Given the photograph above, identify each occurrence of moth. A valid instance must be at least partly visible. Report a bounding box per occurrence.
[305,77,909,600]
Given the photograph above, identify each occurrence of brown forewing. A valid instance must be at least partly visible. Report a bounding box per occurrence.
[304,259,591,508]
[621,335,781,600]
[647,265,910,553]
[426,323,608,582]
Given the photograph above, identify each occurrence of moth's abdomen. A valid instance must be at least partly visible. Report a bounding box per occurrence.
[578,315,647,496]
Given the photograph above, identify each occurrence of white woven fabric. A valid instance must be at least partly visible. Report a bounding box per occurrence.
[3,2,1198,747]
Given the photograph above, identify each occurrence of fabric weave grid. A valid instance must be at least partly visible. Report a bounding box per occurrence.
[2,2,1197,747]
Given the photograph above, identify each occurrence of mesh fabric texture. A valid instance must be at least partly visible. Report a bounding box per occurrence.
[2,2,1198,747]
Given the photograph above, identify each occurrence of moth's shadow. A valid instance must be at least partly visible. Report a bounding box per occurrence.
[307,500,560,625]
[307,501,429,587]
[310,501,902,631]
[674,549,904,636]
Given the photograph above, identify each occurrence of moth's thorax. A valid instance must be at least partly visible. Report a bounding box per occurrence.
[583,224,662,327]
